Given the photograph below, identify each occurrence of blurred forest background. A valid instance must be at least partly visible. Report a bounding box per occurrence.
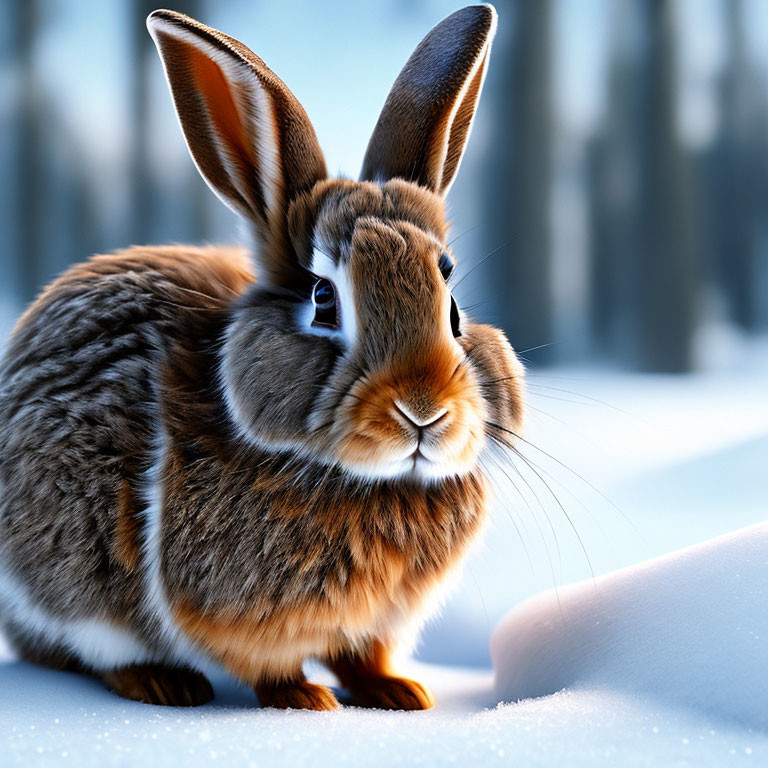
[2,0,768,373]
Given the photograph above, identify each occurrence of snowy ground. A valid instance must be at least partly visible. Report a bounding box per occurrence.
[2,368,767,766]
[2,656,766,767]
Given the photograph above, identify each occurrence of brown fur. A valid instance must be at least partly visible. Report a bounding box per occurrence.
[0,6,522,711]
[102,664,214,707]
[0,245,251,638]
[254,672,339,711]
[113,479,142,572]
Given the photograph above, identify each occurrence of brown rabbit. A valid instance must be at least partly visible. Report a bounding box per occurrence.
[0,4,524,710]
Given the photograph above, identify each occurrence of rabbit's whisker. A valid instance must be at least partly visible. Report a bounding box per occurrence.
[516,342,559,356]
[446,223,481,248]
[485,423,594,579]
[451,239,512,291]
[487,435,563,576]
[481,440,564,612]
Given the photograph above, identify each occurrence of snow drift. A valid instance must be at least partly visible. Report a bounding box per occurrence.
[491,522,768,726]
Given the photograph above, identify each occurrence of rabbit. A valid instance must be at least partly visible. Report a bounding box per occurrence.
[0,4,525,710]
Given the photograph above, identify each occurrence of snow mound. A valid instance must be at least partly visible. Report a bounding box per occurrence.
[491,522,768,727]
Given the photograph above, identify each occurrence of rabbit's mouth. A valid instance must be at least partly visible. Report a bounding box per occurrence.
[408,448,455,481]
[407,435,464,477]
[336,447,478,483]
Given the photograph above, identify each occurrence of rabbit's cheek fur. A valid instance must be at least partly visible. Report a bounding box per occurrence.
[461,323,527,436]
[219,297,341,455]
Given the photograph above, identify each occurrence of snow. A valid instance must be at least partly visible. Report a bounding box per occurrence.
[2,655,767,767]
[491,522,768,727]
[2,368,767,765]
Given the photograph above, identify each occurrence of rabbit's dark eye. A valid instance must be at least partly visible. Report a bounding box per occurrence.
[450,295,461,338]
[438,252,455,281]
[312,278,339,329]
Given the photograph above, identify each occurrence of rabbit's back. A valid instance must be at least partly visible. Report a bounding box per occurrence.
[0,246,252,663]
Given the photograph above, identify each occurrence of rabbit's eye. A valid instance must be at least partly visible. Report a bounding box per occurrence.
[438,252,455,281]
[450,295,462,338]
[312,278,339,329]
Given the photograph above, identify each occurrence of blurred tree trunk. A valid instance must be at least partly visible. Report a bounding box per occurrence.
[633,0,697,372]
[751,91,768,331]
[712,0,764,331]
[129,0,208,247]
[484,0,553,361]
[128,0,158,246]
[0,2,20,314]
[587,0,643,363]
[13,0,44,302]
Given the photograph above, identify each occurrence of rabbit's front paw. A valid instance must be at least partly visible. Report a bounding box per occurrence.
[348,676,435,711]
[256,679,339,711]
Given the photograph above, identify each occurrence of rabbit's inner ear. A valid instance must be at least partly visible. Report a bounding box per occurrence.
[148,10,326,288]
[149,20,272,225]
[439,40,492,194]
[184,41,275,219]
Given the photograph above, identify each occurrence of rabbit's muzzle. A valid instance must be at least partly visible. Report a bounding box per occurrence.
[334,346,486,481]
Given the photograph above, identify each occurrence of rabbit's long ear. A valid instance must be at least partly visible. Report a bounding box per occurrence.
[147,10,326,287]
[361,5,496,197]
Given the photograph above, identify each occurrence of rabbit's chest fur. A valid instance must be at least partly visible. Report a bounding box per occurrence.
[162,451,487,666]
[155,398,488,677]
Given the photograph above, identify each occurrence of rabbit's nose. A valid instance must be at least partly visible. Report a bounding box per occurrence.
[393,400,448,431]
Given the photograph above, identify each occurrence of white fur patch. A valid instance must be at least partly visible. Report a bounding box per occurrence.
[0,565,154,671]
[138,428,220,676]
[341,453,479,484]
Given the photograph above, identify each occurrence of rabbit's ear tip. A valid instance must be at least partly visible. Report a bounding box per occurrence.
[455,5,496,19]
[146,9,179,30]
[482,4,499,26]
[146,10,164,29]
[460,4,498,31]
[455,4,498,35]
[436,5,498,47]
[474,4,497,18]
